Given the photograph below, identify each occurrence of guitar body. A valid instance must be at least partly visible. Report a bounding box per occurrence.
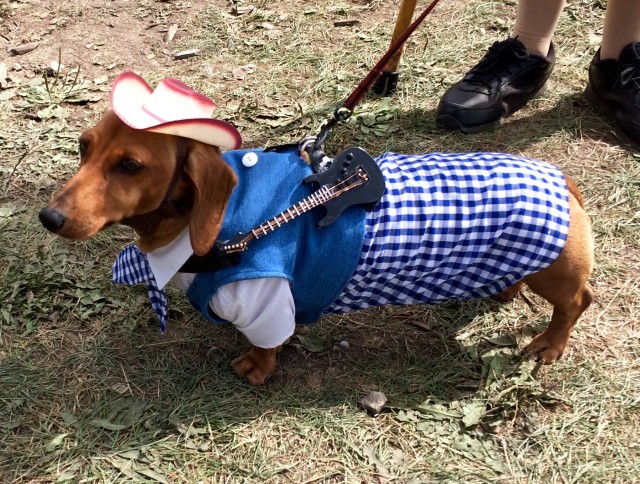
[303,147,386,227]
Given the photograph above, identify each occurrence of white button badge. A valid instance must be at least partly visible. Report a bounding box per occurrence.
[242,152,259,167]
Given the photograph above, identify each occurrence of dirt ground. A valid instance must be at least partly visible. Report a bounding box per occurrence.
[4,0,216,76]
[2,0,218,117]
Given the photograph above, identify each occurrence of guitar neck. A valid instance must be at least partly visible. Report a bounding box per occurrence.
[251,185,334,240]
[221,165,370,255]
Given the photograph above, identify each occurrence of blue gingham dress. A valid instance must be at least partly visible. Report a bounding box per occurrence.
[325,152,570,314]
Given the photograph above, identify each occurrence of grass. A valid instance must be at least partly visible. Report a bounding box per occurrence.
[1,0,640,481]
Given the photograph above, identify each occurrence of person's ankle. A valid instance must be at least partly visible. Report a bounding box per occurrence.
[600,41,640,61]
[510,34,551,58]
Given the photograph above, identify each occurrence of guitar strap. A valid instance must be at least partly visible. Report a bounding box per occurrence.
[178,242,240,273]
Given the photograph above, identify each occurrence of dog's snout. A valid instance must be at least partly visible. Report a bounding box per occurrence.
[39,207,66,233]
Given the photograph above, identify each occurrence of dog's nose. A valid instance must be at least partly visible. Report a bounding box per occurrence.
[39,207,66,232]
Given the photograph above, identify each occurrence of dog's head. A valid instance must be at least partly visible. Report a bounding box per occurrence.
[39,110,238,255]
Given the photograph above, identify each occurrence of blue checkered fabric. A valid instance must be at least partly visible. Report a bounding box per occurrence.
[325,152,570,314]
[112,243,168,332]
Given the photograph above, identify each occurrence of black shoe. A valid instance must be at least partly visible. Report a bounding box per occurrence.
[585,42,640,151]
[436,38,555,133]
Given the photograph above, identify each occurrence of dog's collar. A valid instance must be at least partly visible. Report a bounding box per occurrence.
[142,226,239,289]
[178,242,239,273]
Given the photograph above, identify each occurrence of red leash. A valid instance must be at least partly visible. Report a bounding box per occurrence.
[305,0,442,163]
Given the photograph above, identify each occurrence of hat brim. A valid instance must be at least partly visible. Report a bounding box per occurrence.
[110,72,242,150]
[146,119,242,150]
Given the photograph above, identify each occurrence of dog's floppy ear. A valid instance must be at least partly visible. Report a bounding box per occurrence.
[184,141,238,256]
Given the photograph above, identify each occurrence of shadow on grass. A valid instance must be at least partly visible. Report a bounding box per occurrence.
[245,90,627,159]
[0,211,536,480]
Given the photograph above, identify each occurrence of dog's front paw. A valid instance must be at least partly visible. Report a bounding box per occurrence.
[524,333,567,364]
[231,346,280,385]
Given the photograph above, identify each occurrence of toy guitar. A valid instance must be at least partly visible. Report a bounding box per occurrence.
[222,146,385,254]
[178,147,385,272]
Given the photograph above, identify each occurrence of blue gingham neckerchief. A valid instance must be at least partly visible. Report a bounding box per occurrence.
[112,243,168,332]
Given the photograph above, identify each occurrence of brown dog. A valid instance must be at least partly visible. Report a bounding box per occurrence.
[40,109,594,385]
[40,71,594,385]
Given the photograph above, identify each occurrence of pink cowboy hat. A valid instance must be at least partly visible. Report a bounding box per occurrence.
[110,72,242,150]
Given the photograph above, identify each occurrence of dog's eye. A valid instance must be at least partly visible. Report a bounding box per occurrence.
[118,158,144,174]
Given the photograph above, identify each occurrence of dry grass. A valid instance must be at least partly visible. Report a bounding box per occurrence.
[1,0,639,482]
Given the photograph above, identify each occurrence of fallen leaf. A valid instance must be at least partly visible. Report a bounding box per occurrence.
[0,89,16,100]
[483,334,517,347]
[296,334,324,353]
[232,5,255,15]
[89,419,128,431]
[0,62,7,89]
[334,19,359,27]
[0,204,17,218]
[232,67,247,79]
[60,411,78,426]
[232,64,256,79]
[37,105,69,120]
[45,433,70,452]
[10,42,40,55]
[360,391,387,415]
[173,49,199,60]
[137,467,169,484]
[111,383,130,394]
[164,24,178,43]
[461,402,485,427]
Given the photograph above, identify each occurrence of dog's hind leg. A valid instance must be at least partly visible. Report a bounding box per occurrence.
[521,192,594,363]
[523,280,593,363]
[498,281,525,302]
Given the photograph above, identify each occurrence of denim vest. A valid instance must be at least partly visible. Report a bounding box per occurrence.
[186,147,367,324]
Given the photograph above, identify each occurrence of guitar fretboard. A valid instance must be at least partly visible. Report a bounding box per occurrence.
[251,185,333,239]
[222,167,369,254]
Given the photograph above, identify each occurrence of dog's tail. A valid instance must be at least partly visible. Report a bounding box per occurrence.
[565,176,585,208]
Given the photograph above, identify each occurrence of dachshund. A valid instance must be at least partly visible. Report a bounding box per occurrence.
[39,74,594,385]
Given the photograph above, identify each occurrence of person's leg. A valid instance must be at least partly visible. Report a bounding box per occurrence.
[586,0,640,150]
[600,0,640,60]
[437,0,565,133]
[512,0,565,57]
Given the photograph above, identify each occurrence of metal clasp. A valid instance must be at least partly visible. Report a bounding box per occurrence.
[299,107,353,173]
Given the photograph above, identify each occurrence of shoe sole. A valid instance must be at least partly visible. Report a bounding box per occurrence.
[436,114,502,134]
[584,84,640,152]
[437,83,548,134]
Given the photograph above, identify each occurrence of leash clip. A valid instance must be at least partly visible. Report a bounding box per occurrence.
[298,136,333,172]
[299,107,353,173]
